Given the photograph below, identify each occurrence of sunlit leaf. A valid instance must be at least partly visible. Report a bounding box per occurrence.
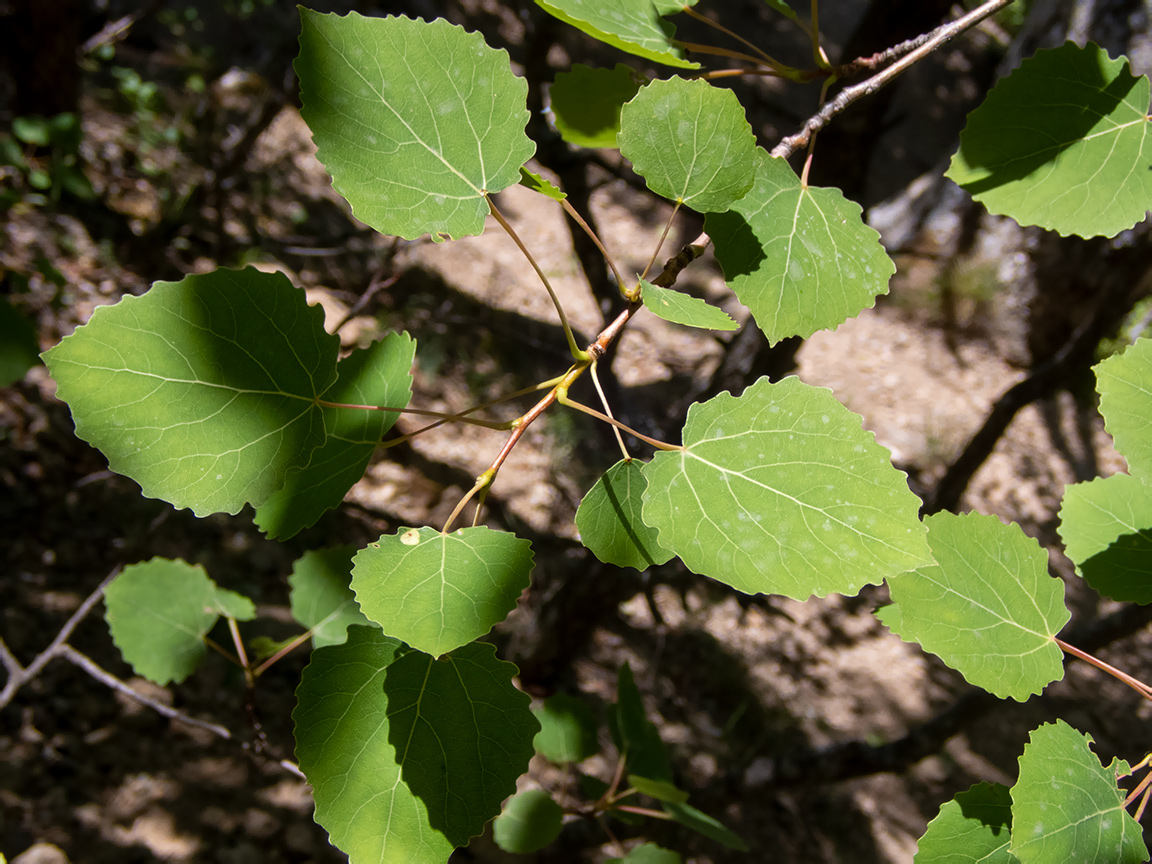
[296,10,534,241]
[493,789,564,854]
[534,0,698,69]
[1058,473,1152,603]
[947,42,1152,238]
[288,546,371,647]
[533,692,599,763]
[640,278,738,331]
[706,150,894,344]
[43,268,337,517]
[915,782,1016,863]
[1096,338,1152,481]
[352,526,534,656]
[577,458,674,570]
[104,558,254,685]
[519,166,566,200]
[641,376,931,599]
[619,77,756,212]
[255,332,415,539]
[880,512,1069,701]
[293,627,453,863]
[1010,721,1148,863]
[550,64,643,148]
[384,641,538,845]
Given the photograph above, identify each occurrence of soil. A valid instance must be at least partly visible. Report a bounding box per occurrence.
[3,2,1152,863]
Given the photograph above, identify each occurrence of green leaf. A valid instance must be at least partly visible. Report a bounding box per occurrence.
[880,512,1069,701]
[576,458,674,570]
[493,789,564,854]
[1059,473,1152,603]
[353,526,534,656]
[664,801,749,852]
[641,376,931,599]
[762,0,803,26]
[519,166,566,200]
[915,782,1016,864]
[383,641,538,845]
[628,774,689,804]
[618,77,756,212]
[533,692,599,763]
[104,558,254,685]
[1010,721,1148,863]
[293,627,454,863]
[640,279,738,331]
[43,268,337,517]
[296,11,534,241]
[0,297,40,386]
[534,0,698,69]
[946,42,1152,239]
[1096,338,1152,481]
[250,635,296,661]
[288,546,370,647]
[611,661,672,782]
[550,64,643,148]
[608,843,683,864]
[255,332,415,539]
[706,150,895,344]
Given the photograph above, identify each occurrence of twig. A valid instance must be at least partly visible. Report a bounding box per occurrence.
[772,0,1013,159]
[59,645,234,740]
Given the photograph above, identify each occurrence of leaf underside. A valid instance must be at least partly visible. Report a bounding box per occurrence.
[577,458,674,570]
[43,267,337,517]
[641,376,931,599]
[707,150,894,344]
[881,512,1069,701]
[296,10,534,240]
[640,278,738,331]
[947,41,1152,238]
[288,546,371,647]
[550,63,643,148]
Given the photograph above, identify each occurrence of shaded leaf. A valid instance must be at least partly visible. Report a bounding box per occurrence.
[352,526,534,656]
[619,77,756,211]
[288,546,371,647]
[915,782,1016,864]
[493,789,564,854]
[535,0,698,69]
[641,376,931,599]
[611,662,671,782]
[707,150,894,344]
[1096,338,1152,481]
[519,166,566,200]
[0,297,40,386]
[628,774,689,804]
[550,64,643,148]
[640,278,738,331]
[296,11,534,241]
[293,627,454,863]
[255,332,415,539]
[43,268,337,517]
[608,843,683,864]
[577,458,674,570]
[664,801,749,852]
[533,692,599,763]
[384,641,538,846]
[104,558,254,685]
[947,42,1152,238]
[1010,721,1147,863]
[1059,473,1152,603]
[880,512,1069,701]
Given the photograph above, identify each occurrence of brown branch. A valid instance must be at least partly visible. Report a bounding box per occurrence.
[772,0,1013,159]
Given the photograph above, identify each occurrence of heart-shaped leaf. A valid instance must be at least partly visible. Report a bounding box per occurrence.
[1059,473,1152,603]
[550,64,644,148]
[296,10,534,240]
[288,546,371,647]
[44,268,337,516]
[352,526,534,656]
[535,0,698,69]
[915,782,1015,864]
[1096,338,1152,481]
[577,458,674,570]
[641,376,931,599]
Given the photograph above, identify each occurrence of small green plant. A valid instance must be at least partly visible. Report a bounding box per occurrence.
[15,1,1152,861]
[0,113,95,209]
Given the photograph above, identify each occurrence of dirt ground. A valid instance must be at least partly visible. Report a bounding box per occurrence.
[4,1,1152,863]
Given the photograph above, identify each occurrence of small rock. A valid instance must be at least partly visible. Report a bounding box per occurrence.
[12,843,71,864]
